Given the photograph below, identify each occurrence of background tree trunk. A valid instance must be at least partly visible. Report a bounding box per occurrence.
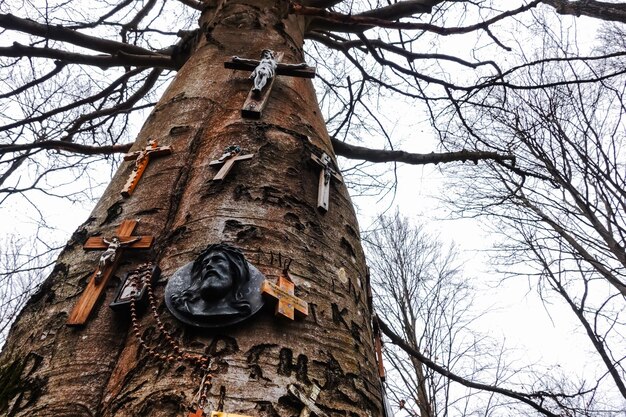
[0,1,383,416]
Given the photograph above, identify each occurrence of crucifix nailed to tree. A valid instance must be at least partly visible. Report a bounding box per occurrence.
[0,0,587,416]
[0,2,390,416]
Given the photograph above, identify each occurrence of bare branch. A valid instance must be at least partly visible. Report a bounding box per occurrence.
[0,43,175,69]
[332,138,515,166]
[176,0,204,11]
[0,141,132,155]
[0,13,158,56]
[542,0,626,23]
[296,1,542,34]
[0,61,66,99]
[377,317,562,417]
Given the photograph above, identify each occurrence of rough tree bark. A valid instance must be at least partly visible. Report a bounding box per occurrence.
[0,1,382,416]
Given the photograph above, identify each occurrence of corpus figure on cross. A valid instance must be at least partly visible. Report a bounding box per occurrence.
[249,49,276,94]
[96,236,140,282]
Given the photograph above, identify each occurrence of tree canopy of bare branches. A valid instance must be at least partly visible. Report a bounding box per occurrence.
[1,0,625,415]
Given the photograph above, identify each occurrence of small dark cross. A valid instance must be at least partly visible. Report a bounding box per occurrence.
[121,139,172,197]
[224,50,316,119]
[310,152,342,213]
[209,145,254,181]
[67,219,154,326]
[261,272,308,320]
[288,384,328,417]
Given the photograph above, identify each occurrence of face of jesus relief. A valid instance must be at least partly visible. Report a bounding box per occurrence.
[165,243,265,328]
[196,252,233,301]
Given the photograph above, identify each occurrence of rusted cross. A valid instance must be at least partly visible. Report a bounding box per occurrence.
[67,219,154,326]
[121,139,172,197]
[208,145,254,181]
[261,272,308,320]
[224,51,316,119]
[310,152,342,213]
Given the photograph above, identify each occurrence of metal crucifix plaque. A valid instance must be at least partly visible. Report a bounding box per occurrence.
[165,243,265,328]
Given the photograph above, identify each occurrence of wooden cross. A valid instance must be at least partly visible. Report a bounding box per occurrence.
[288,384,328,417]
[261,272,308,320]
[67,219,154,326]
[373,318,386,380]
[121,139,172,197]
[224,51,316,119]
[208,145,254,181]
[310,152,342,213]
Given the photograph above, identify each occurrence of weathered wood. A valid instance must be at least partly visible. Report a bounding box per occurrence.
[2,3,383,417]
[288,384,329,417]
[310,152,342,213]
[224,60,316,78]
[299,384,322,417]
[225,51,316,118]
[208,152,254,181]
[121,140,172,197]
[67,219,154,326]
[374,325,386,380]
[261,273,308,320]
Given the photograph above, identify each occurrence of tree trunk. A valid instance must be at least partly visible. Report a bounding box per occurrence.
[0,1,383,416]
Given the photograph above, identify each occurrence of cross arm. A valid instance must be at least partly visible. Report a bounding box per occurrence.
[124,236,154,249]
[310,153,342,182]
[224,57,316,78]
[83,236,107,249]
[124,151,143,161]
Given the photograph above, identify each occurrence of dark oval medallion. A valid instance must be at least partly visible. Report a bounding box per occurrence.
[165,243,265,328]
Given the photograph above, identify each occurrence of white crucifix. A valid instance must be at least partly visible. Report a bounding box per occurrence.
[310,152,342,213]
[224,50,316,119]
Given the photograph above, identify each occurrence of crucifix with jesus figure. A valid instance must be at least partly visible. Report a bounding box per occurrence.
[121,139,172,197]
[67,219,154,326]
[208,145,254,181]
[224,50,316,119]
[310,152,342,213]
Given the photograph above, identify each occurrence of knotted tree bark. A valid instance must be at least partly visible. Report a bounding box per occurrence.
[0,1,383,416]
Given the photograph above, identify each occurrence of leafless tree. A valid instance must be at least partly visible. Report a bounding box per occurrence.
[438,18,626,414]
[0,0,625,415]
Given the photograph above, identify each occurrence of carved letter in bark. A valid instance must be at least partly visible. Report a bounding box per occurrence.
[165,243,265,328]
